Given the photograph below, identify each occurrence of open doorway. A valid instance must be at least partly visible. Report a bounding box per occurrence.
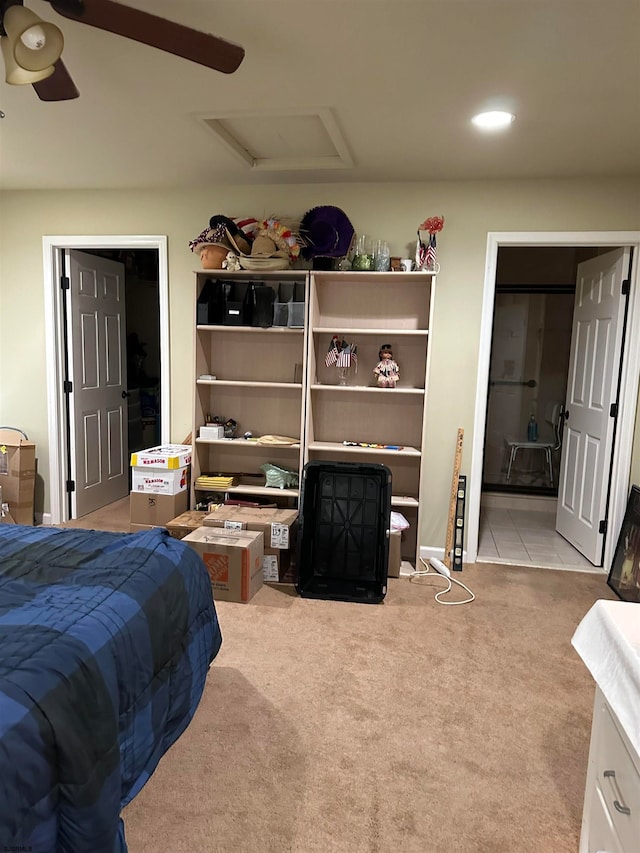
[479,247,608,570]
[482,247,585,497]
[81,247,162,454]
[43,235,170,525]
[467,231,640,575]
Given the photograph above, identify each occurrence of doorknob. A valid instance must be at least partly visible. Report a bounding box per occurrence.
[563,409,569,420]
[122,390,129,399]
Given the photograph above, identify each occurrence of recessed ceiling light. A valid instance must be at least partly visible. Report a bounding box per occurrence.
[471,110,515,130]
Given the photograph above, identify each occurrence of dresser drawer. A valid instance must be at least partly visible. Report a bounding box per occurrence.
[588,785,624,853]
[594,700,640,851]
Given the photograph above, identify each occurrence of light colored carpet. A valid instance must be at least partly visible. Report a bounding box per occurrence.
[121,562,615,853]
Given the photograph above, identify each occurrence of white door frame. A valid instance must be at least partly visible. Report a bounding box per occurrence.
[43,235,170,525]
[468,231,640,572]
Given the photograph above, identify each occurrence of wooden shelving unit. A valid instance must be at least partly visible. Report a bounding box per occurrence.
[305,270,436,571]
[191,270,308,508]
[190,268,436,571]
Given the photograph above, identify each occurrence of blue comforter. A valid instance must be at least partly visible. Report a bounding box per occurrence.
[0,524,222,853]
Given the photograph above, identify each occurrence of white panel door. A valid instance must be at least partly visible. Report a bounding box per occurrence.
[67,250,128,517]
[556,248,630,564]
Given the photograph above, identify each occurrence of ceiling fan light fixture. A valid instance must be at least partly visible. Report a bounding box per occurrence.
[3,4,63,72]
[1,34,55,84]
[471,110,515,130]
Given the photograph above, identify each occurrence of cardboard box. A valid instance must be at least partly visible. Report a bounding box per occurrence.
[203,506,298,583]
[388,529,402,578]
[130,490,188,526]
[183,526,264,603]
[0,484,16,524]
[131,465,189,495]
[203,506,298,547]
[166,510,207,540]
[261,547,297,584]
[0,429,36,525]
[199,425,224,440]
[130,444,192,470]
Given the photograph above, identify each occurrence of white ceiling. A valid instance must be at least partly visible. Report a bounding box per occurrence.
[0,0,639,190]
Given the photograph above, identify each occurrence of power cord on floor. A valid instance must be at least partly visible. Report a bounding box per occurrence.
[409,557,476,605]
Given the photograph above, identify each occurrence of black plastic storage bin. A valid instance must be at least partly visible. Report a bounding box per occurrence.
[223,280,254,325]
[197,278,225,325]
[296,461,392,604]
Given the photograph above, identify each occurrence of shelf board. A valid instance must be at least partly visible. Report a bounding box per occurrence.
[399,560,418,577]
[194,483,299,498]
[308,441,421,457]
[197,379,302,390]
[197,325,303,334]
[194,269,306,280]
[311,271,435,282]
[391,496,419,508]
[310,383,424,395]
[313,327,428,336]
[195,438,300,449]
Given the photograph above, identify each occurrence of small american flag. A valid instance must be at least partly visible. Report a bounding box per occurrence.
[325,336,340,367]
[425,234,437,271]
[336,342,358,371]
[336,348,351,368]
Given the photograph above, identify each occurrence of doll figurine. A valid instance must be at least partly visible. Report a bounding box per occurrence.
[374,344,399,388]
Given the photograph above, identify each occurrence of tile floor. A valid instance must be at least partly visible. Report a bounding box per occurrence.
[477,504,602,573]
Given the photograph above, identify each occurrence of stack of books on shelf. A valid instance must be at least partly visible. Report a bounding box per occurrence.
[195,474,239,490]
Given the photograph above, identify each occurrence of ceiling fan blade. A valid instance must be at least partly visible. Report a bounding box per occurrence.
[33,60,80,101]
[49,0,245,74]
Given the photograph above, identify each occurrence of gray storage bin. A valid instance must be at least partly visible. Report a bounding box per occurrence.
[273,301,289,326]
[287,302,305,328]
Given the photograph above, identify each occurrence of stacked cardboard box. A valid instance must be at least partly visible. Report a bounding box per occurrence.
[183,526,264,603]
[0,484,16,524]
[130,444,191,531]
[165,510,207,540]
[203,505,298,583]
[0,429,36,525]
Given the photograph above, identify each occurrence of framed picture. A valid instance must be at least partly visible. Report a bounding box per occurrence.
[607,485,640,602]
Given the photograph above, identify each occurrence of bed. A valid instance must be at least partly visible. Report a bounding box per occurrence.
[0,523,222,853]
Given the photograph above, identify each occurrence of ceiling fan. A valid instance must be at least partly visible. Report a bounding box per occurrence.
[0,0,245,102]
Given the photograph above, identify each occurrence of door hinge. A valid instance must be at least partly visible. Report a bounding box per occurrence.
[61,276,70,290]
[599,519,607,535]
[63,380,73,394]
[66,480,75,493]
[622,278,630,295]
[610,403,618,418]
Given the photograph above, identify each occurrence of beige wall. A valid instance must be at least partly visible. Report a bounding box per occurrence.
[1,177,639,547]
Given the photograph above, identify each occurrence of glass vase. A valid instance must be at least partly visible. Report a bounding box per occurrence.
[337,366,350,385]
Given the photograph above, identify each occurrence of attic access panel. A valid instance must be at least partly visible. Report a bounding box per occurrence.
[197,108,354,172]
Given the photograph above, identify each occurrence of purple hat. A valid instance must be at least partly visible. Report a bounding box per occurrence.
[300,206,355,259]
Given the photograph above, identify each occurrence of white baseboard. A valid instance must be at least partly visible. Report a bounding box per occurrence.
[38,512,52,526]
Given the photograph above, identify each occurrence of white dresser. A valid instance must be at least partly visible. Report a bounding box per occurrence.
[572,600,640,852]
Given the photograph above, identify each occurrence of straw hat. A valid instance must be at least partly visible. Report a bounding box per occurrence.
[228,218,302,271]
[188,215,252,257]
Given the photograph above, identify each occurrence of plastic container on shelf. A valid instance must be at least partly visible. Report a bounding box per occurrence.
[287,301,305,328]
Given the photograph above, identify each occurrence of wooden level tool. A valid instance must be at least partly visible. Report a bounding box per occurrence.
[444,428,464,569]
